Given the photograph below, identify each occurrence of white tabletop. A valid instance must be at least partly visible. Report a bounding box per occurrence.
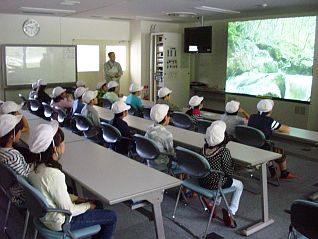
[20,118,85,144]
[61,141,181,205]
[21,110,41,121]
[142,100,156,108]
[273,127,318,145]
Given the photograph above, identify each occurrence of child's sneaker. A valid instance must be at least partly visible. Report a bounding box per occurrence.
[280,172,296,179]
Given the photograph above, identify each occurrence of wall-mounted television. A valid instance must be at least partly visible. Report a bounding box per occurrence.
[184,26,212,53]
[225,16,316,103]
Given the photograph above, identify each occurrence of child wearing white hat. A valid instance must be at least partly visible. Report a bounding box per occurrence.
[248,99,295,179]
[72,87,88,116]
[126,83,144,117]
[145,104,174,172]
[0,101,30,133]
[0,114,31,206]
[50,86,73,111]
[185,95,204,129]
[111,101,133,155]
[156,87,180,112]
[96,80,107,106]
[76,80,86,88]
[27,121,117,236]
[29,81,38,100]
[36,79,51,104]
[103,81,120,104]
[200,120,243,228]
[221,100,249,138]
[81,90,101,127]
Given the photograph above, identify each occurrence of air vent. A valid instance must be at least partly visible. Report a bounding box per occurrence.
[20,7,76,14]
[21,11,55,15]
[294,106,305,115]
[109,17,135,21]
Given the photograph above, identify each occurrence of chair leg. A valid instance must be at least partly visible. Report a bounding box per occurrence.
[172,187,182,219]
[199,196,208,212]
[33,228,38,239]
[22,210,30,239]
[3,200,11,232]
[203,194,218,238]
[219,190,233,218]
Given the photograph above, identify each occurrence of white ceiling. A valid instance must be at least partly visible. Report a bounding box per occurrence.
[1,0,318,22]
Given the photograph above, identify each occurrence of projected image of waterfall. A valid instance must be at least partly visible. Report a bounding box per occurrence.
[225,16,316,102]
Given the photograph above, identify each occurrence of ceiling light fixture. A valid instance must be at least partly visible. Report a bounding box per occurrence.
[166,12,197,18]
[60,1,81,6]
[136,16,173,22]
[20,7,76,14]
[195,6,240,14]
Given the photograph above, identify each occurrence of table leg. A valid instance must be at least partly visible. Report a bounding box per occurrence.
[241,163,274,236]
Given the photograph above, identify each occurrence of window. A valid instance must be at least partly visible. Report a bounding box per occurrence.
[77,45,99,72]
[105,45,126,71]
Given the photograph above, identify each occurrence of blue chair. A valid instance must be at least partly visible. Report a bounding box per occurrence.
[29,99,41,112]
[73,113,99,139]
[172,146,236,238]
[0,162,29,239]
[101,98,112,109]
[197,119,213,134]
[54,107,69,126]
[288,200,318,239]
[143,107,151,120]
[16,175,101,239]
[172,112,193,130]
[18,93,29,110]
[42,102,55,120]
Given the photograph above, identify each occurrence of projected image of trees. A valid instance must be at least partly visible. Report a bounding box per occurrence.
[226,16,316,102]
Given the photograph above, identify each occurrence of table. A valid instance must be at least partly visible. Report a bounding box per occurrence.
[95,105,280,236]
[142,99,156,108]
[20,118,85,144]
[273,127,318,146]
[21,110,41,121]
[61,140,181,239]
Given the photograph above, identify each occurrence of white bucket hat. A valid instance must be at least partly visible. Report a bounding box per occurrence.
[107,81,119,89]
[205,120,226,147]
[76,80,85,87]
[74,87,88,99]
[158,87,172,98]
[150,104,169,123]
[189,95,204,108]
[29,121,59,154]
[96,80,107,90]
[0,114,23,137]
[52,87,66,98]
[225,100,240,113]
[0,101,22,114]
[129,83,143,93]
[37,79,47,86]
[82,90,98,104]
[111,101,131,114]
[257,99,274,113]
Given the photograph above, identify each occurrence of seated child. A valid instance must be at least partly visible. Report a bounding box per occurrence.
[81,90,101,128]
[248,99,295,179]
[50,86,73,111]
[221,100,249,138]
[76,80,86,88]
[126,83,144,117]
[156,87,180,112]
[36,79,51,104]
[72,87,87,116]
[145,104,174,172]
[0,114,30,206]
[111,101,133,154]
[185,95,204,130]
[1,101,29,133]
[200,120,243,228]
[103,81,120,104]
[96,80,107,106]
[27,121,117,238]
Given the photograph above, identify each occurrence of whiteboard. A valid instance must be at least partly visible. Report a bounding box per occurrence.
[3,45,77,86]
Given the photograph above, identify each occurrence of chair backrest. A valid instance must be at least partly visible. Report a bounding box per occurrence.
[127,105,136,116]
[102,98,112,109]
[0,162,18,195]
[172,112,193,130]
[235,125,266,148]
[19,93,28,103]
[143,107,151,120]
[29,99,41,112]
[101,122,121,144]
[197,119,213,134]
[73,113,93,131]
[133,134,160,161]
[175,146,210,178]
[42,102,54,118]
[55,107,67,123]
[16,175,50,219]
[290,199,318,238]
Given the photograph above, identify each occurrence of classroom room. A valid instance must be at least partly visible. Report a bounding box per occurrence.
[0,1,318,239]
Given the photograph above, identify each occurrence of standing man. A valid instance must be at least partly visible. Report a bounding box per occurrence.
[104,52,123,83]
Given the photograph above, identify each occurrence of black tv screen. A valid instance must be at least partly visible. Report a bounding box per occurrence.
[184,26,212,53]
